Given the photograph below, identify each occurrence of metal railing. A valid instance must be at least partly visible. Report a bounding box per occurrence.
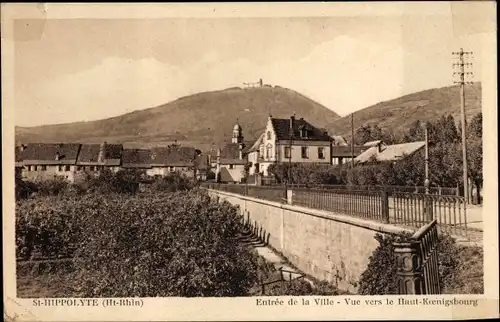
[259,267,307,295]
[392,192,467,237]
[203,183,470,237]
[292,188,388,223]
[246,185,286,203]
[394,219,441,294]
[202,183,286,204]
[267,183,459,196]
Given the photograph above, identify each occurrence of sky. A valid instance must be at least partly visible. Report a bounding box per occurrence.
[12,6,491,127]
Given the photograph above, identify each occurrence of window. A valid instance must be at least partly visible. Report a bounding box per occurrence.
[58,165,63,172]
[65,165,71,172]
[169,166,175,172]
[300,128,308,138]
[301,147,308,159]
[34,165,38,171]
[266,147,272,159]
[266,131,271,140]
[76,166,82,171]
[284,147,291,159]
[318,147,325,159]
[41,165,47,171]
[89,166,95,171]
[229,164,234,169]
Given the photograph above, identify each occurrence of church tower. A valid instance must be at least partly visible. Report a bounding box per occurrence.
[232,119,244,144]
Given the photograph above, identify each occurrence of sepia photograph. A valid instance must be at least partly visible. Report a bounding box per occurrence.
[2,2,498,321]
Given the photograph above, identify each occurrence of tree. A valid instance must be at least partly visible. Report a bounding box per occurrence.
[468,112,482,139]
[353,124,384,145]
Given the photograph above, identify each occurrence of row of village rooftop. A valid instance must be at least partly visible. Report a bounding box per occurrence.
[15,114,425,183]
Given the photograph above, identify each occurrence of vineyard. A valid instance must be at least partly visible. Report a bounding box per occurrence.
[16,171,341,297]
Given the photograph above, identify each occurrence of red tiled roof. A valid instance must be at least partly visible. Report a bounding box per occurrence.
[194,154,210,170]
[220,143,244,159]
[150,146,199,166]
[355,141,425,164]
[248,133,264,152]
[21,143,80,165]
[271,118,332,141]
[122,149,152,168]
[331,146,366,157]
[77,143,123,166]
[219,158,247,165]
[219,167,236,182]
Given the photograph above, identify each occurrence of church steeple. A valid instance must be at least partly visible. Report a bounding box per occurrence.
[232,118,243,144]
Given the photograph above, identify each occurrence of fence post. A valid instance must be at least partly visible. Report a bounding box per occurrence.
[286,188,293,205]
[381,190,390,224]
[393,240,424,294]
[424,197,434,221]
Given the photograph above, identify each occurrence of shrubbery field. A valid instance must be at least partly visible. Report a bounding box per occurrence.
[17,175,259,296]
[16,171,339,297]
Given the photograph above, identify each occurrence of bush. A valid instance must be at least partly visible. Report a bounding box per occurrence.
[16,194,84,260]
[85,169,143,194]
[148,172,194,192]
[357,232,463,295]
[16,190,261,297]
[69,190,258,297]
[265,279,314,296]
[15,179,38,200]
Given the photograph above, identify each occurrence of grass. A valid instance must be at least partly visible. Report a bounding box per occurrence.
[17,260,80,298]
[442,245,484,294]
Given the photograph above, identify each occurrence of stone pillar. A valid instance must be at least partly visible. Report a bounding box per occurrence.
[381,190,390,224]
[286,189,293,205]
[393,240,424,295]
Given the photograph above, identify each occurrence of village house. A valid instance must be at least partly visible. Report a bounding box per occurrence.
[18,143,81,182]
[354,140,426,165]
[75,142,123,177]
[121,144,209,180]
[15,145,24,179]
[246,133,264,176]
[149,145,205,178]
[121,148,152,173]
[215,121,249,183]
[16,141,210,183]
[330,135,366,165]
[248,114,334,176]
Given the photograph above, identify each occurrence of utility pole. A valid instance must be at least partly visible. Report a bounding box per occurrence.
[423,122,433,220]
[423,122,429,194]
[453,48,474,203]
[288,113,294,186]
[351,113,355,168]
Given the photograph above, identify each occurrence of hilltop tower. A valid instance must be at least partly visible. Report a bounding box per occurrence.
[232,119,244,144]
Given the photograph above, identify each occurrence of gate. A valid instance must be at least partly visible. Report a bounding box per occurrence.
[393,219,441,294]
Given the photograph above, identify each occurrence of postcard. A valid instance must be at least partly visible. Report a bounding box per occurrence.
[2,2,498,321]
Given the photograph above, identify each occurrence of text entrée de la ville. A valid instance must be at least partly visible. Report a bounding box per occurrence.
[256,297,479,308]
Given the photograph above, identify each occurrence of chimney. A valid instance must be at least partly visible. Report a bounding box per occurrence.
[216,148,221,181]
[377,142,383,153]
[98,142,106,163]
[290,113,295,137]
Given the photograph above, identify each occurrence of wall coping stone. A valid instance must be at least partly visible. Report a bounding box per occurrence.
[208,189,414,236]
